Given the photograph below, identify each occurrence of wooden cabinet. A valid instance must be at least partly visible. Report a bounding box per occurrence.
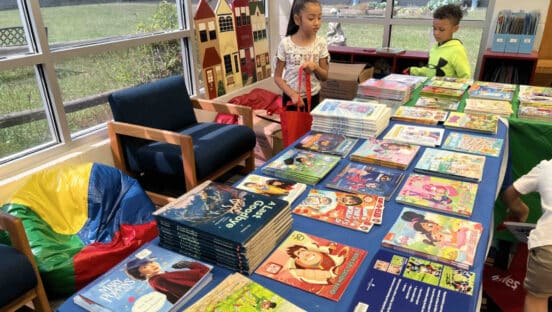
[478,49,538,85]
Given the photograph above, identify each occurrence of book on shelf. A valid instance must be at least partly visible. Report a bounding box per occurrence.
[414,96,460,111]
[443,111,499,134]
[255,230,367,301]
[382,207,483,270]
[442,131,504,158]
[395,173,479,218]
[292,188,385,233]
[325,162,405,201]
[235,173,307,205]
[382,123,445,147]
[73,241,213,312]
[503,221,535,244]
[349,249,477,312]
[468,81,515,102]
[185,273,306,312]
[350,137,420,170]
[414,147,486,182]
[294,131,359,157]
[391,106,449,125]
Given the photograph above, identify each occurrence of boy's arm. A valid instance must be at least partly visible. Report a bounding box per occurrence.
[409,65,435,78]
[453,47,471,79]
[502,185,530,222]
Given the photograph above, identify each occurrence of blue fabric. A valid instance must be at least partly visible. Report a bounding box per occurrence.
[0,244,37,306]
[136,122,256,179]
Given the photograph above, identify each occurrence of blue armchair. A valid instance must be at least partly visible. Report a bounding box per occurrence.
[107,75,257,205]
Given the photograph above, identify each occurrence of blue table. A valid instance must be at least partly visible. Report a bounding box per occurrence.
[58,120,508,312]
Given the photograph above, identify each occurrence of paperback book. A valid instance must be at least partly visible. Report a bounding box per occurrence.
[420,85,466,100]
[414,148,486,182]
[468,81,516,101]
[382,207,483,270]
[293,188,385,232]
[294,131,359,157]
[444,111,499,134]
[391,106,449,125]
[518,85,552,105]
[349,249,477,312]
[255,230,367,301]
[414,96,460,111]
[185,273,305,312]
[382,123,445,147]
[395,173,479,217]
[235,173,307,205]
[325,162,405,201]
[73,241,213,312]
[442,131,504,157]
[350,137,420,170]
[464,98,513,118]
[424,78,471,91]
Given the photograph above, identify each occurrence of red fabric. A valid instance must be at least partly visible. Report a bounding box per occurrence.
[215,88,283,124]
[281,66,312,147]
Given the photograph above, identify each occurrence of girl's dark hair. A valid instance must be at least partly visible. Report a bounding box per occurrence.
[286,0,321,36]
[433,4,463,26]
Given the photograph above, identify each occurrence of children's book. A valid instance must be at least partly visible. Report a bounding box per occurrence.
[395,173,479,218]
[424,78,471,91]
[442,132,504,158]
[294,131,359,157]
[185,273,305,312]
[382,73,428,89]
[255,230,367,301]
[391,106,449,125]
[414,148,486,182]
[73,241,213,312]
[350,137,420,170]
[444,111,499,134]
[468,81,516,101]
[349,249,477,312]
[414,96,460,111]
[518,85,552,105]
[382,207,483,270]
[325,162,405,201]
[464,98,513,118]
[382,123,445,147]
[420,85,466,99]
[503,221,535,244]
[235,173,307,205]
[293,188,385,233]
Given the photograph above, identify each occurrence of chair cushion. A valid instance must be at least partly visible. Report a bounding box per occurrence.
[136,122,256,179]
[0,244,37,306]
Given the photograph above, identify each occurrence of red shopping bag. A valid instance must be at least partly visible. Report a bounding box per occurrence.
[280,66,312,147]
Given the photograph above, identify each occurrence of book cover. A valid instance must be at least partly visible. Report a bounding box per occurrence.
[442,132,504,157]
[504,221,535,244]
[294,131,359,157]
[424,79,470,91]
[464,98,513,117]
[349,249,477,312]
[391,106,449,125]
[381,207,483,270]
[395,173,479,218]
[310,98,389,121]
[325,162,405,201]
[293,188,385,232]
[420,85,465,99]
[73,241,213,312]
[414,96,460,111]
[350,137,420,170]
[382,73,428,89]
[468,81,515,101]
[414,148,486,182]
[518,85,552,105]
[185,273,306,312]
[255,230,367,301]
[235,173,307,205]
[444,111,499,134]
[382,124,445,147]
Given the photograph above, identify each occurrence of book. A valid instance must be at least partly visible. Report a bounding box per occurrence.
[443,111,499,134]
[395,173,479,217]
[255,230,367,301]
[420,85,466,99]
[464,98,513,118]
[185,273,306,312]
[424,78,471,91]
[414,148,486,182]
[442,131,504,157]
[414,96,460,111]
[382,123,445,147]
[73,241,213,312]
[293,188,385,233]
[235,173,307,205]
[349,249,477,312]
[294,131,359,157]
[325,162,405,201]
[503,221,535,244]
[468,81,516,101]
[350,137,420,170]
[391,106,449,125]
[381,73,428,89]
[382,207,483,270]
[518,85,552,105]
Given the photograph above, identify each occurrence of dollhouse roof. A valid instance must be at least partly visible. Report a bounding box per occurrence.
[194,0,215,20]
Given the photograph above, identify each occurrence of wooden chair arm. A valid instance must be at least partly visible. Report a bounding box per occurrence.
[191,98,253,129]
[0,211,32,258]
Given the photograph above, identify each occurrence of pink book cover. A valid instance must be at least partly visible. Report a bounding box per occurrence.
[255,230,367,301]
[293,188,385,232]
[351,137,420,169]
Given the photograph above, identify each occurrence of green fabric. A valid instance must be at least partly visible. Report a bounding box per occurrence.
[410,39,471,79]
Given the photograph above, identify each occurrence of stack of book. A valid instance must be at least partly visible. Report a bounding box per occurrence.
[153,181,293,274]
[464,98,514,118]
[382,73,428,90]
[468,81,516,102]
[310,98,391,139]
[444,111,499,134]
[391,106,449,125]
[517,85,552,122]
[414,96,460,111]
[420,77,471,100]
[260,148,341,185]
[356,78,414,108]
[350,137,420,170]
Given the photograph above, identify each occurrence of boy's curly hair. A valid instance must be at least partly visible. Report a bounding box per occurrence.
[433,4,464,26]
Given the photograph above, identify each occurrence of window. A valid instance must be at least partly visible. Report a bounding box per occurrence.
[224,54,232,74]
[219,16,234,33]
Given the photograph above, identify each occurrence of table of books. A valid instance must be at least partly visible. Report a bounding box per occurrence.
[58,116,508,312]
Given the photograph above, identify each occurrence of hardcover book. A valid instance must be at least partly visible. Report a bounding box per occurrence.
[414,96,460,111]
[185,273,305,312]
[73,241,213,312]
[325,162,405,201]
[381,207,483,270]
[294,131,359,157]
[349,249,477,312]
[293,188,385,232]
[235,173,307,205]
[391,106,449,125]
[395,173,479,217]
[255,230,367,301]
[414,148,486,182]
[444,111,499,134]
[350,137,420,170]
[468,81,515,101]
[382,123,445,147]
[442,132,504,157]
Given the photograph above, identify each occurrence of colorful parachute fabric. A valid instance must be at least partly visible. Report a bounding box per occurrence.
[0,162,158,296]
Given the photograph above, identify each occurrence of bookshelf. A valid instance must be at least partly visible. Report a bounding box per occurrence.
[478,49,538,85]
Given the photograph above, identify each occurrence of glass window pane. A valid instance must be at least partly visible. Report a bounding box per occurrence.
[0,0,33,57]
[393,0,487,21]
[322,3,386,18]
[321,22,383,48]
[40,1,178,47]
[55,41,184,136]
[0,67,56,161]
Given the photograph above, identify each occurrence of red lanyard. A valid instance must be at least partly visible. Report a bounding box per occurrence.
[297,64,312,112]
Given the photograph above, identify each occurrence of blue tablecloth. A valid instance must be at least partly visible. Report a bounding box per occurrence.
[58,119,508,312]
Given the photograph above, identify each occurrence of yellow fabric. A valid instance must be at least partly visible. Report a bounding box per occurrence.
[9,163,92,235]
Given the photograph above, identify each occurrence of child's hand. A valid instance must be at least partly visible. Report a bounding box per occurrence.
[302,61,318,74]
[291,93,305,107]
